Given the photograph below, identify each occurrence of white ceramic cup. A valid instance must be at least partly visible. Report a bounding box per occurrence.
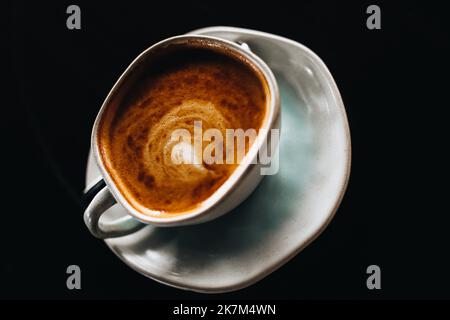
[83,35,280,239]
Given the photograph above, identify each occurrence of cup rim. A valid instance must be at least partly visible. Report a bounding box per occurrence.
[91,34,280,225]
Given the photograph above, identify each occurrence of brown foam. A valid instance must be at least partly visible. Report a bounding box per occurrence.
[98,48,268,216]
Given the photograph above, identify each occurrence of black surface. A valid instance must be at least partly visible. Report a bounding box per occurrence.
[3,0,449,299]
[82,179,105,212]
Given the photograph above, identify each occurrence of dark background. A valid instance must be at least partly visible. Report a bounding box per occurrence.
[3,0,449,299]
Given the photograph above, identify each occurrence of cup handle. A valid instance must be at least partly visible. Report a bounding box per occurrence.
[83,179,145,239]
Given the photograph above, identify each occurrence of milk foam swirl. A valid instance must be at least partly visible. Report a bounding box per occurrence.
[142,99,231,184]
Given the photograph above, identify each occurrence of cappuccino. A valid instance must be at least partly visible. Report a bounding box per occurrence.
[97,47,268,216]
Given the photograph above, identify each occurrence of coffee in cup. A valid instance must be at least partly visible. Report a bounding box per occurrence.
[97,46,269,217]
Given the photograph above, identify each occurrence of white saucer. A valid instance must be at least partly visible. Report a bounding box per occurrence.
[85,26,351,293]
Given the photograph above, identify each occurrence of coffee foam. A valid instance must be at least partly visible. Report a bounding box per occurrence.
[98,48,267,216]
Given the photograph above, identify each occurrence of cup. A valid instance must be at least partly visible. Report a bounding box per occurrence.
[83,35,280,239]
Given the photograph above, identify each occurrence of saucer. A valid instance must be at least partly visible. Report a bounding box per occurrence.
[85,26,351,293]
